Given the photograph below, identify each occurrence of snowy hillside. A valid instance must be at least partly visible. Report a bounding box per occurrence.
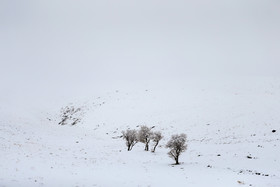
[1,77,280,187]
[1,0,280,186]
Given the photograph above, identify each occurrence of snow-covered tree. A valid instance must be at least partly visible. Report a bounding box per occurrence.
[122,129,138,151]
[166,133,187,165]
[151,131,163,152]
[138,126,153,151]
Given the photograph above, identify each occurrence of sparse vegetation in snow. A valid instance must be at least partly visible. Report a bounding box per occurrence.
[58,105,85,126]
[151,131,163,152]
[137,125,154,151]
[122,129,138,151]
[166,133,187,165]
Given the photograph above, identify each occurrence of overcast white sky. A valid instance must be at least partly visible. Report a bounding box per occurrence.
[0,0,280,102]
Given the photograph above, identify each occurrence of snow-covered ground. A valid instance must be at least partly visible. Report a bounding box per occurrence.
[1,0,280,186]
[1,76,280,187]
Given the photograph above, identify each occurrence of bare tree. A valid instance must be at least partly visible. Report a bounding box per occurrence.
[151,131,163,152]
[138,126,153,151]
[166,133,187,165]
[122,129,138,151]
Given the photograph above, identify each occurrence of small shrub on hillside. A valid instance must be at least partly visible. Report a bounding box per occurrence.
[58,106,82,126]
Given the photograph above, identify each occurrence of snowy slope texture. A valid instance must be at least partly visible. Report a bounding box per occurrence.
[1,77,280,187]
[1,0,280,186]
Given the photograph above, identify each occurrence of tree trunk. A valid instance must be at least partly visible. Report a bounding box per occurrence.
[152,142,159,152]
[145,143,149,151]
[175,157,179,165]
